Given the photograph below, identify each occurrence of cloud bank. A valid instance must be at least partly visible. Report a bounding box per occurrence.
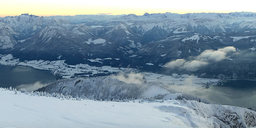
[164,46,236,71]
[112,72,146,85]
[16,82,48,92]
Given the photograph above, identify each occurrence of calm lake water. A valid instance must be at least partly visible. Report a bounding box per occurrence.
[169,79,256,109]
[207,80,256,109]
[0,65,57,88]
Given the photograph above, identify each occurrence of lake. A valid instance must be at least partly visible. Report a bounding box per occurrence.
[168,79,256,110]
[0,65,57,88]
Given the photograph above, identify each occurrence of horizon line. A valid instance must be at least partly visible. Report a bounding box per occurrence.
[1,11,256,17]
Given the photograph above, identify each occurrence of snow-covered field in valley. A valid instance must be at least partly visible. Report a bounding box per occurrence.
[1,88,256,128]
[0,54,128,78]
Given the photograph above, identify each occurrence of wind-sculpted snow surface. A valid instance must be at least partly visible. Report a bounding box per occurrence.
[0,88,256,128]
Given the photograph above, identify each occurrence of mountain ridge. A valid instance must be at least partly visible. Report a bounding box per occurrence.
[1,12,256,78]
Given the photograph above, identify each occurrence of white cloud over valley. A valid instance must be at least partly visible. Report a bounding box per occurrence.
[164,46,236,71]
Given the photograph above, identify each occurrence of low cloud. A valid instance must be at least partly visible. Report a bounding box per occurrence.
[197,46,236,62]
[164,59,186,69]
[182,60,208,71]
[166,75,204,93]
[16,82,48,92]
[112,72,145,85]
[164,46,236,71]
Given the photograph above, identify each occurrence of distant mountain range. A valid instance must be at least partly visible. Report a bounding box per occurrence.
[1,12,256,79]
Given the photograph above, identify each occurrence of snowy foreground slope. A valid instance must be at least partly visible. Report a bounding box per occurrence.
[1,88,256,128]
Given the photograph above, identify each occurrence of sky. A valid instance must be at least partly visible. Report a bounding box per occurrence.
[1,0,256,17]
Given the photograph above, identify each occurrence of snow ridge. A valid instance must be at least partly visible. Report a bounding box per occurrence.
[0,88,256,128]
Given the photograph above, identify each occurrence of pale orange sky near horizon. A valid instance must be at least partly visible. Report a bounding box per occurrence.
[1,0,256,17]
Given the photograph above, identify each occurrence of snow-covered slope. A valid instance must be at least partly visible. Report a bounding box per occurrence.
[0,22,17,49]
[0,88,256,128]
